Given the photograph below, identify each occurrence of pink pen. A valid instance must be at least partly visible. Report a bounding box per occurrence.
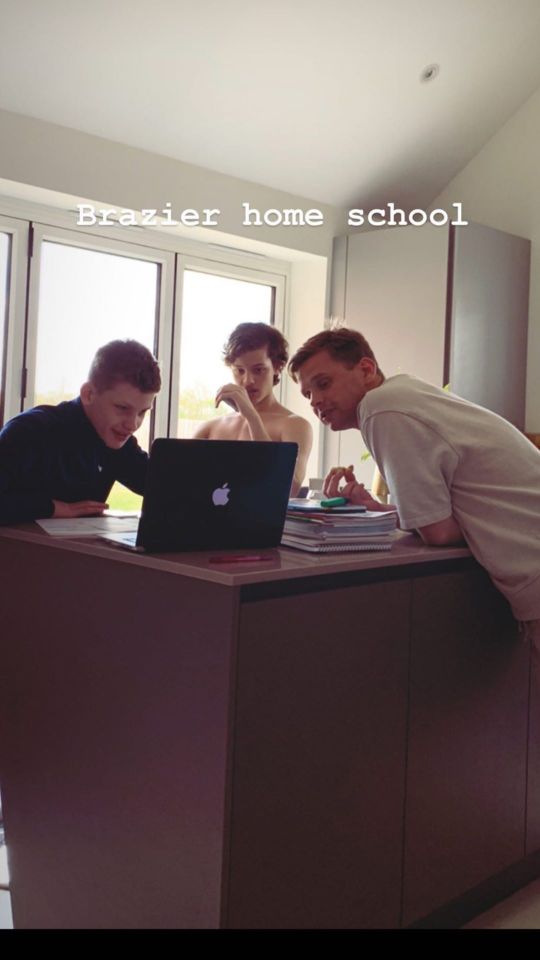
[209,554,273,564]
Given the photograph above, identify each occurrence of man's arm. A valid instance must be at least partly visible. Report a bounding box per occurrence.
[0,418,110,523]
[0,487,54,525]
[362,411,460,532]
[324,466,465,546]
[417,515,465,546]
[0,418,54,524]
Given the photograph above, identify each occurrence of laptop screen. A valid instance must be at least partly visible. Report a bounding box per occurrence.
[137,438,298,552]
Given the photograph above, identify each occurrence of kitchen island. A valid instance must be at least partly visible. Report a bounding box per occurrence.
[0,525,536,928]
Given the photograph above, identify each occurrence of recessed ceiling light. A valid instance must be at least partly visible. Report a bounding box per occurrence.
[420,63,440,83]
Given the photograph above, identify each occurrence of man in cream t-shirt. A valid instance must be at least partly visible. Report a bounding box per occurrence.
[289,328,540,638]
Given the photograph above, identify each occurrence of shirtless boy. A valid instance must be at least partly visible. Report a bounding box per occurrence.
[193,323,312,496]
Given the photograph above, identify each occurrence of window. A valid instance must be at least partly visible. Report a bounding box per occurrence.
[0,207,294,505]
[33,242,159,436]
[25,225,175,508]
[176,268,276,437]
[171,258,287,439]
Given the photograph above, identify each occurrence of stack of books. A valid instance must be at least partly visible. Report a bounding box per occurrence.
[282,500,397,553]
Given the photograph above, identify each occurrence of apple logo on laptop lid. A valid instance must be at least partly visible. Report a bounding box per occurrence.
[212,483,230,507]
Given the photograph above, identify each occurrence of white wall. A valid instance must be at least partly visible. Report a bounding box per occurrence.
[433,85,540,431]
[284,258,329,480]
[331,225,449,487]
[344,226,449,384]
[0,108,345,259]
[0,107,335,483]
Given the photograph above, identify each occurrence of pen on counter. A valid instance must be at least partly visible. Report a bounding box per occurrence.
[209,554,274,564]
[319,496,349,507]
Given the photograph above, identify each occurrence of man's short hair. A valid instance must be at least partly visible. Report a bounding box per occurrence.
[223,323,289,385]
[288,327,383,380]
[88,340,161,393]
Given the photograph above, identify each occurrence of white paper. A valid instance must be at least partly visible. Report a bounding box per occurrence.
[36,516,140,537]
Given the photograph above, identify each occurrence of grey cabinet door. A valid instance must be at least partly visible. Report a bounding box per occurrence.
[403,568,528,925]
[527,647,540,854]
[335,224,449,486]
[332,222,530,483]
[0,538,238,929]
[227,578,410,929]
[448,222,530,429]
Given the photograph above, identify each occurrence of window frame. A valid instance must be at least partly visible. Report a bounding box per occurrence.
[0,215,30,425]
[170,253,289,436]
[0,196,294,452]
[24,222,176,440]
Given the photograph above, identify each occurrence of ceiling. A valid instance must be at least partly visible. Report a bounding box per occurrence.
[1,0,540,211]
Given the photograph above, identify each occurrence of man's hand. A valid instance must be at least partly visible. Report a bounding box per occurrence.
[215,383,255,418]
[52,500,109,518]
[323,465,388,511]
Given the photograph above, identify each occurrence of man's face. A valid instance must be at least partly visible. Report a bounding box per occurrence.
[80,381,156,449]
[297,350,377,430]
[231,347,278,405]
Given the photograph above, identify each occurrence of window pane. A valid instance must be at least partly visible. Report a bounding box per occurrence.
[34,241,160,510]
[176,270,274,437]
[0,232,11,426]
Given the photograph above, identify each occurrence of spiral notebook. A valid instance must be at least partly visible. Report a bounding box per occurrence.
[282,506,397,553]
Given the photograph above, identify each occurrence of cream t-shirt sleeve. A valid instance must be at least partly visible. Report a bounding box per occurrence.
[362,411,460,531]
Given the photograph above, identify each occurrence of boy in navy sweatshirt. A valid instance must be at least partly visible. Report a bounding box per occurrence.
[0,339,160,525]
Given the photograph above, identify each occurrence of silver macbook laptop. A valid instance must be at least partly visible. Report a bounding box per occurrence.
[102,438,298,553]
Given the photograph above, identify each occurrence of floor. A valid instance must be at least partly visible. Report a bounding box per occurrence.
[0,841,13,929]
[464,878,540,929]
[1,835,539,929]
